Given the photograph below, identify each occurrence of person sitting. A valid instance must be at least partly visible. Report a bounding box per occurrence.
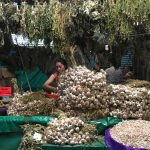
[123,66,133,80]
[105,60,123,84]
[43,58,68,93]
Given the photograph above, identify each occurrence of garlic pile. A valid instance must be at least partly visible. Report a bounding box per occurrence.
[109,85,150,119]
[45,116,97,145]
[58,66,109,119]
[59,66,106,91]
[80,0,98,15]
[8,92,30,116]
[8,91,55,116]
[58,66,150,120]
[110,120,150,149]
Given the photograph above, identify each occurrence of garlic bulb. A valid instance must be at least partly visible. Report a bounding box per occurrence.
[45,116,97,145]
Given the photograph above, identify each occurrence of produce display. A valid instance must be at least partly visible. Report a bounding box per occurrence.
[109,84,150,119]
[18,124,45,150]
[124,79,150,89]
[58,66,109,119]
[7,66,150,120]
[6,66,150,149]
[8,91,56,116]
[110,120,150,149]
[45,116,97,145]
[58,66,150,120]
[18,115,98,149]
[1,0,150,149]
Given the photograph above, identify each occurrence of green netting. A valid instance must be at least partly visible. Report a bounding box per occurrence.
[15,67,48,91]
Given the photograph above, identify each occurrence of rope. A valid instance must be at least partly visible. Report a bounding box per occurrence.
[15,39,32,92]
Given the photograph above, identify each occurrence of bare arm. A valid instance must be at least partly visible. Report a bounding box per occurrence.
[43,74,58,92]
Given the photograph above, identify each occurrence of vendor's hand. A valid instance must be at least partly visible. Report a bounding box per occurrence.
[54,87,58,92]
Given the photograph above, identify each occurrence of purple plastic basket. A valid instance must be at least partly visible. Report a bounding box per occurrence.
[0,107,8,116]
[105,128,148,150]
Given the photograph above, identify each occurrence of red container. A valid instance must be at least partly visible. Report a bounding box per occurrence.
[0,87,12,96]
[44,93,59,100]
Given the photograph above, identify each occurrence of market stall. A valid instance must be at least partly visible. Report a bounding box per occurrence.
[0,116,121,150]
[0,66,149,150]
[0,0,150,150]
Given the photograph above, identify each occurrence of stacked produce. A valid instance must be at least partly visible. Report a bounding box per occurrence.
[7,66,150,120]
[109,85,150,119]
[124,79,150,89]
[8,91,56,116]
[45,116,97,145]
[58,66,109,119]
[110,120,150,149]
[58,66,150,120]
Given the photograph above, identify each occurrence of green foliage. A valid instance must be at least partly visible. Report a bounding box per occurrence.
[0,0,150,51]
[20,2,53,43]
[104,0,150,44]
[72,0,150,45]
[49,0,73,53]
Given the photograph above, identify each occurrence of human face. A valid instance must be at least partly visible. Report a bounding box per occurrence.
[56,62,65,73]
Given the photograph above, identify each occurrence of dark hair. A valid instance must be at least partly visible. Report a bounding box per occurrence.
[54,58,68,69]
[109,57,119,69]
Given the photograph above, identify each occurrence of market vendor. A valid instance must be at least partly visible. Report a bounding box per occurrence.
[43,58,68,93]
[122,66,133,80]
[105,59,123,84]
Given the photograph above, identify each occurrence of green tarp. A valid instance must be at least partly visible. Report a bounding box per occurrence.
[0,116,122,133]
[0,116,24,150]
[90,117,123,134]
[26,116,54,124]
[0,116,54,132]
[0,116,122,150]
[15,67,48,91]
[0,116,53,150]
[42,141,109,150]
[0,132,23,150]
[0,116,25,132]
